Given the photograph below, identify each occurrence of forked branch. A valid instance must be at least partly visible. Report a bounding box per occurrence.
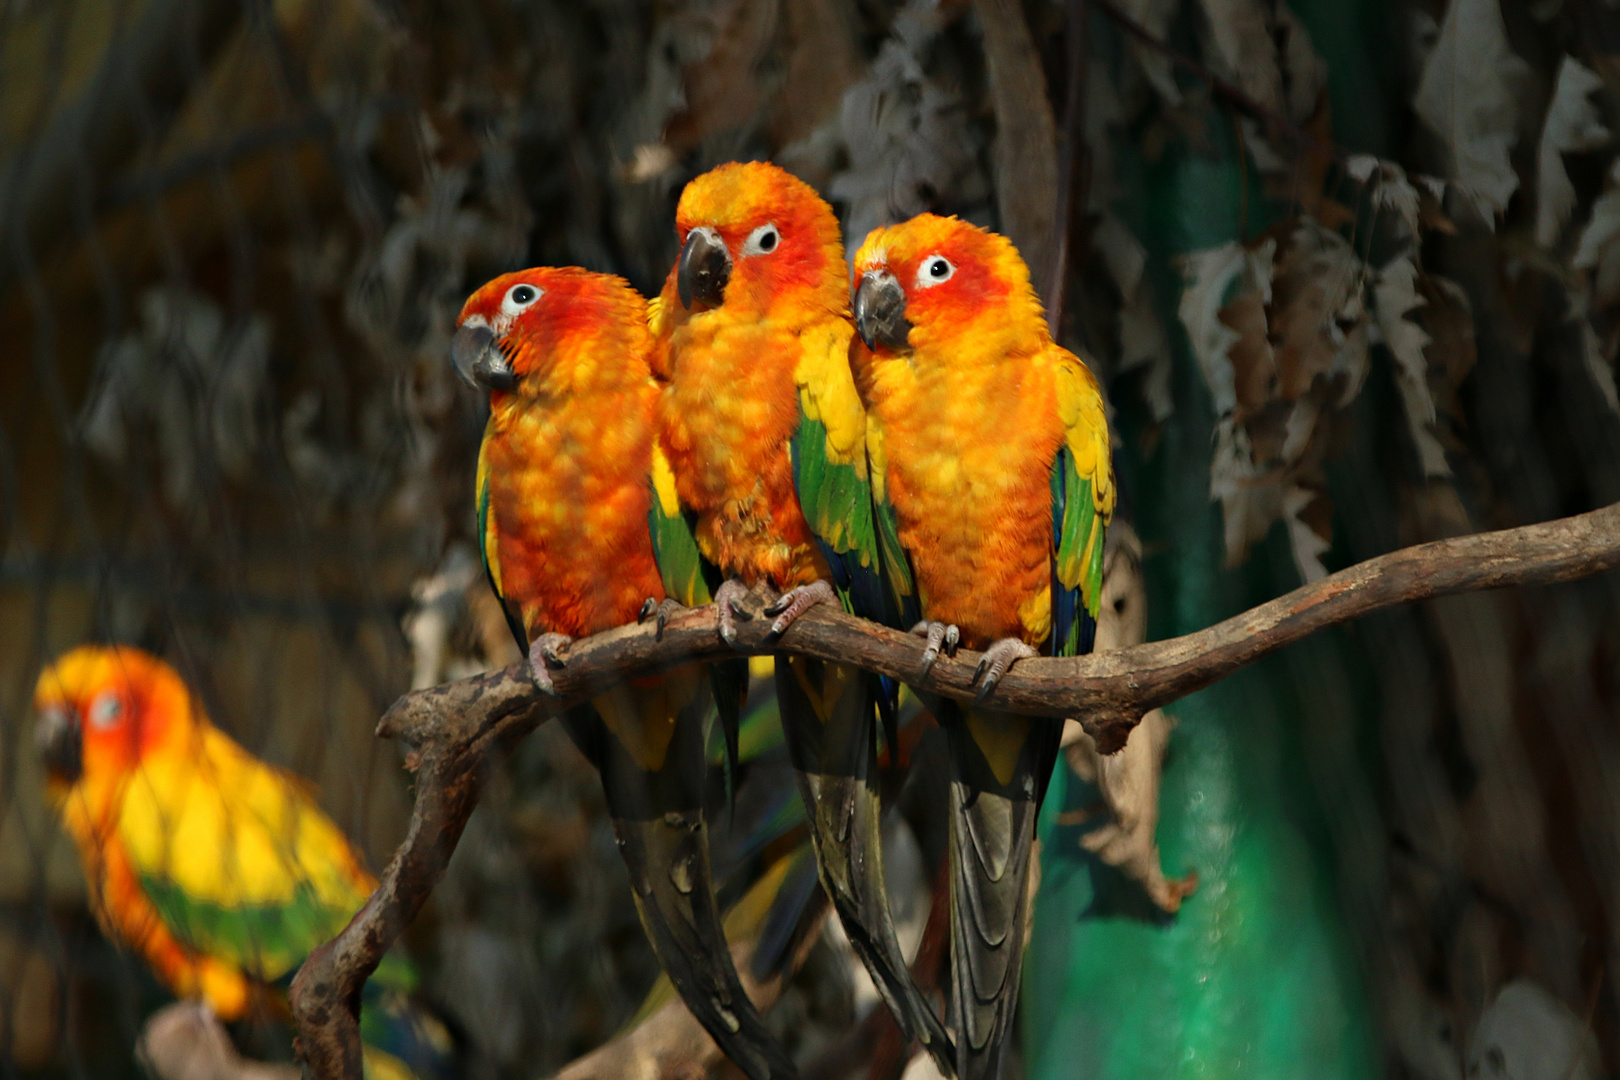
[290,501,1620,1078]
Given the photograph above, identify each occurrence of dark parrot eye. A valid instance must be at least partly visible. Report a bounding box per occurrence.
[743,223,780,256]
[502,283,542,316]
[918,256,954,287]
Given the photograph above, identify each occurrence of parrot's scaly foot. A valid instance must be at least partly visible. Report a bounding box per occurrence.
[529,633,573,695]
[911,620,961,676]
[972,636,1038,702]
[762,579,836,636]
[713,577,754,647]
[638,597,685,642]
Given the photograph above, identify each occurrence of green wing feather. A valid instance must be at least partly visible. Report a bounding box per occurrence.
[141,876,414,989]
[869,466,919,631]
[647,443,714,606]
[789,410,888,620]
[1050,351,1112,658]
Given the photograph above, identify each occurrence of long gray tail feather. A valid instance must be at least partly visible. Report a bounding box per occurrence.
[774,657,957,1075]
[563,692,799,1080]
[943,704,1061,1080]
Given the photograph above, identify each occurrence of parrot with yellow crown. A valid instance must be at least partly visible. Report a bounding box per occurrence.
[451,265,794,1080]
[849,214,1114,1080]
[649,159,955,1073]
[32,645,451,1080]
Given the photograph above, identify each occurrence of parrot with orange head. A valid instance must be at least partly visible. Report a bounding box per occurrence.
[650,160,955,1073]
[451,266,795,1080]
[32,645,451,1080]
[849,214,1114,1080]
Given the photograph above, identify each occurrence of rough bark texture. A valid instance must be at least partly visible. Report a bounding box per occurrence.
[290,501,1620,1077]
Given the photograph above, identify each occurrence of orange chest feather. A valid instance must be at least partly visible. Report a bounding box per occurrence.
[485,385,665,638]
[656,315,822,586]
[872,356,1062,647]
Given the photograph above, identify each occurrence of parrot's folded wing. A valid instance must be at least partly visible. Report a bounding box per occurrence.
[477,430,528,654]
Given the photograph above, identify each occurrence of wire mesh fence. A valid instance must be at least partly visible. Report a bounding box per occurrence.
[4,0,1620,1078]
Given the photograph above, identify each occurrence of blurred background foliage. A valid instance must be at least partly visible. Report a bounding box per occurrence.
[1,0,1618,1077]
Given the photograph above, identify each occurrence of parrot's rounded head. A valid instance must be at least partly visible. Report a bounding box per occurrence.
[452,267,650,397]
[850,213,1047,357]
[32,646,196,798]
[670,161,845,318]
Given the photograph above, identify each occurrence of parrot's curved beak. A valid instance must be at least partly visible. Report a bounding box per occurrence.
[677,226,731,311]
[35,707,82,785]
[452,323,515,391]
[854,270,911,352]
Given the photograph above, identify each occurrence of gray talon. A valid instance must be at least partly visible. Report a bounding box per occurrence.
[912,620,962,677]
[528,633,574,696]
[713,578,753,649]
[968,636,1038,703]
[766,580,836,636]
[639,598,684,642]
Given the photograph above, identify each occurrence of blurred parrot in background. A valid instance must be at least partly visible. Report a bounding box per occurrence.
[451,266,795,1080]
[651,160,955,1072]
[32,645,450,1080]
[849,214,1114,1080]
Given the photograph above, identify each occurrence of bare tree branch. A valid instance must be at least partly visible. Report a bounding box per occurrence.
[291,501,1620,1078]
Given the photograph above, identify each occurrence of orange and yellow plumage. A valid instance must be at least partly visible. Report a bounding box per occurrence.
[852,213,1114,651]
[470,267,666,642]
[32,646,448,1080]
[456,265,796,1080]
[850,213,1114,1080]
[33,646,381,1020]
[650,160,854,591]
[652,160,956,1071]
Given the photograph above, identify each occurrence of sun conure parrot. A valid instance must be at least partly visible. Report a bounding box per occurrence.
[649,160,956,1073]
[451,266,794,1080]
[32,645,451,1080]
[849,214,1115,1080]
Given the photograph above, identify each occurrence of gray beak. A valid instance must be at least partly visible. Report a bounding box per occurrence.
[853,270,911,352]
[677,227,731,311]
[36,708,82,784]
[452,323,516,392]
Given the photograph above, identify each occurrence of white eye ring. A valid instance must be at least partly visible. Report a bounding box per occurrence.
[501,283,543,317]
[741,223,781,257]
[88,692,122,730]
[917,255,955,288]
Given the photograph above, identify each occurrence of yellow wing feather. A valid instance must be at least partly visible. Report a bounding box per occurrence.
[117,726,372,914]
[1053,349,1114,520]
[793,320,866,472]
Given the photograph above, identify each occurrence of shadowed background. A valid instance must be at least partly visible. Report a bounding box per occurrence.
[2,0,1618,1078]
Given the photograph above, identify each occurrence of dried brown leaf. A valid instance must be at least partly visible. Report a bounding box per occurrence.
[1220,288,1277,421]
[1536,58,1610,248]
[1095,216,1173,420]
[1269,219,1370,404]
[1267,100,1351,229]
[1060,525,1197,914]
[1373,253,1451,477]
[1412,0,1530,225]
[1184,218,1355,578]
[1418,273,1478,418]
[1574,160,1620,309]
[662,0,780,154]
[1197,0,1282,117]
[1177,237,1274,417]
